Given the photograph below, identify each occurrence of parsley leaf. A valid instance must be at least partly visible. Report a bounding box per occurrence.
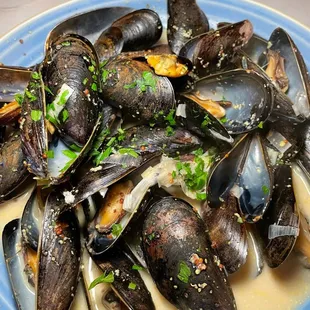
[177,261,191,283]
[128,282,137,290]
[62,109,69,122]
[262,185,270,195]
[111,223,122,237]
[62,149,78,159]
[31,110,42,121]
[132,264,144,271]
[45,150,54,159]
[118,148,139,158]
[166,126,175,137]
[88,271,114,290]
[165,109,176,126]
[14,93,24,105]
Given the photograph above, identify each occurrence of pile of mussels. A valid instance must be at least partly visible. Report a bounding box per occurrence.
[0,0,310,309]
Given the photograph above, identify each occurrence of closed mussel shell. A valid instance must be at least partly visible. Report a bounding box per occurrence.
[142,197,236,310]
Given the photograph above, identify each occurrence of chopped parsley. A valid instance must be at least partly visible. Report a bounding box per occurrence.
[70,144,82,152]
[258,121,264,129]
[147,232,156,241]
[45,150,54,159]
[44,85,54,95]
[262,185,270,195]
[31,72,41,80]
[14,93,24,105]
[100,60,108,68]
[165,109,176,126]
[192,148,204,156]
[166,126,175,137]
[101,69,110,83]
[132,264,143,271]
[118,148,139,158]
[177,261,191,284]
[111,223,122,237]
[220,116,227,124]
[88,271,114,290]
[172,170,177,179]
[62,149,78,160]
[31,110,42,122]
[61,41,71,47]
[196,192,207,200]
[88,65,95,73]
[83,78,89,85]
[91,83,98,92]
[128,282,137,290]
[59,90,69,105]
[123,71,157,93]
[201,114,212,128]
[25,89,37,102]
[95,146,113,166]
[62,109,69,122]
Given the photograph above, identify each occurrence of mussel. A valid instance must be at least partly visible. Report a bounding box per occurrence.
[257,164,299,268]
[101,57,175,123]
[207,132,274,222]
[179,20,253,75]
[142,197,236,310]
[167,0,209,54]
[0,131,29,201]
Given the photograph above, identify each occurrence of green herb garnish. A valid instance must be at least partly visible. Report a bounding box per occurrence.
[196,192,207,201]
[61,41,71,47]
[88,65,95,73]
[70,144,82,152]
[45,150,54,159]
[91,83,98,92]
[83,78,89,85]
[95,146,113,165]
[101,69,110,83]
[177,261,191,284]
[201,114,211,128]
[59,90,69,105]
[62,149,78,160]
[111,223,122,237]
[88,271,114,290]
[124,81,137,89]
[31,110,42,122]
[14,93,24,105]
[166,126,175,137]
[172,170,177,179]
[165,109,176,126]
[44,85,54,95]
[118,148,139,158]
[262,185,270,195]
[220,116,227,124]
[25,90,37,102]
[258,121,264,129]
[31,72,41,80]
[62,109,69,122]
[128,282,137,290]
[132,264,143,271]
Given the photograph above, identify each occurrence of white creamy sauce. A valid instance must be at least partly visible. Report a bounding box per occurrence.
[1,173,310,309]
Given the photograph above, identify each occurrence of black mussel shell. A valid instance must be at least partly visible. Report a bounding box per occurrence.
[95,247,155,310]
[242,34,268,65]
[257,165,299,268]
[37,191,81,310]
[3,219,36,310]
[167,0,209,55]
[101,57,175,123]
[179,20,253,75]
[185,69,273,134]
[268,28,310,119]
[296,120,310,177]
[202,194,248,274]
[142,197,236,310]
[44,34,101,147]
[0,65,31,103]
[21,64,48,179]
[0,131,29,201]
[208,132,274,222]
[118,125,202,156]
[46,7,134,48]
[111,9,162,52]
[176,94,233,148]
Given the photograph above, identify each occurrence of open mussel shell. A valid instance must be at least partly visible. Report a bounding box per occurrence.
[268,27,310,118]
[208,132,274,222]
[21,186,44,251]
[82,250,126,310]
[0,65,31,103]
[175,94,233,148]
[0,131,29,202]
[21,64,48,179]
[241,34,268,65]
[202,194,248,274]
[95,247,155,310]
[167,0,209,55]
[184,69,274,134]
[118,125,202,156]
[257,164,299,268]
[101,57,175,123]
[3,219,36,310]
[37,191,81,310]
[44,33,101,147]
[179,20,253,75]
[142,197,236,310]
[45,7,134,48]
[296,120,310,178]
